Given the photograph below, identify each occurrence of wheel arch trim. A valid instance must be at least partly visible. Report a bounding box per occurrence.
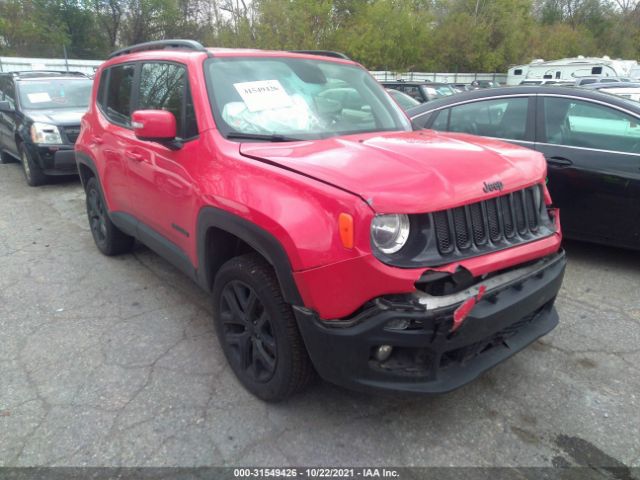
[196,206,303,306]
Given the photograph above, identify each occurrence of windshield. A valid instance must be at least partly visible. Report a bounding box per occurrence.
[387,89,420,110]
[204,57,411,140]
[17,78,92,110]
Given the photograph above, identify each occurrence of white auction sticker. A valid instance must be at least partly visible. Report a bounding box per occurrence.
[27,92,51,103]
[233,80,292,112]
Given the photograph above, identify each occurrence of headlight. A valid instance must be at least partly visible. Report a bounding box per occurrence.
[371,214,410,254]
[30,122,63,144]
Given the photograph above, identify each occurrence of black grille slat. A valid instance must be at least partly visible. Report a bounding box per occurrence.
[432,184,548,256]
[500,196,515,238]
[485,198,502,242]
[452,207,471,250]
[513,190,527,234]
[433,211,454,254]
[526,187,540,231]
[469,203,486,245]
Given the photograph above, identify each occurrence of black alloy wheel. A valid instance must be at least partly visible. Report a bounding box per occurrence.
[87,184,108,247]
[84,177,134,256]
[213,253,314,401]
[219,280,278,383]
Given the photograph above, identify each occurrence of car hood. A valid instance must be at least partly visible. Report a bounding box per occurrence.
[24,108,86,126]
[239,130,546,213]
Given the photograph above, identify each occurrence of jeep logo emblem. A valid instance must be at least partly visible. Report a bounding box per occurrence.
[483,181,504,193]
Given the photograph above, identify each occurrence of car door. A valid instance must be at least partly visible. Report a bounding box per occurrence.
[420,95,536,150]
[96,63,137,214]
[535,95,640,247]
[0,76,19,157]
[125,61,200,260]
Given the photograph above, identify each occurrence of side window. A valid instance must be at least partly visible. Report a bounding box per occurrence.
[543,97,640,153]
[105,64,135,126]
[138,62,198,139]
[430,109,450,130]
[0,77,16,107]
[0,77,7,101]
[447,97,528,140]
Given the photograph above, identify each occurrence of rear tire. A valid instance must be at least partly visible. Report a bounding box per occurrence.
[212,253,314,401]
[85,176,134,256]
[20,144,46,186]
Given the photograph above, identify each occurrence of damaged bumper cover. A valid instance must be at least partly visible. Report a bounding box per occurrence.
[294,250,566,394]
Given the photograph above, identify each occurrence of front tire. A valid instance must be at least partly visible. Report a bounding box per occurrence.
[85,177,134,256]
[0,151,14,164]
[20,144,46,186]
[213,253,314,401]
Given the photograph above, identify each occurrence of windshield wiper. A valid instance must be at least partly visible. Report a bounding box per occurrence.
[225,132,303,142]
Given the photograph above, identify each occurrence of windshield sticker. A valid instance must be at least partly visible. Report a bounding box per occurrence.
[233,80,293,112]
[27,92,51,103]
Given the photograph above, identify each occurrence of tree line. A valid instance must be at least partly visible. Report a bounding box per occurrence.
[0,0,638,72]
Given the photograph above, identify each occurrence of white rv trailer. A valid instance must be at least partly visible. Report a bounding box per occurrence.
[507,56,639,85]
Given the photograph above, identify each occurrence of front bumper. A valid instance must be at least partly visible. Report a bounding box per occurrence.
[294,251,566,394]
[26,144,78,175]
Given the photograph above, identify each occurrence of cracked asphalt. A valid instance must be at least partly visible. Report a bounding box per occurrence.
[1,161,639,469]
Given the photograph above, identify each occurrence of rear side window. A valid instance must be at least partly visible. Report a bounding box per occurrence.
[105,64,135,126]
[542,97,640,153]
[97,70,109,110]
[138,62,198,139]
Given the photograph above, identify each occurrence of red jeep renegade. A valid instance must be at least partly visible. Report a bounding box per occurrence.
[76,40,566,401]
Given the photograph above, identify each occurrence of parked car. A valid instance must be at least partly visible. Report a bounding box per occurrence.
[408,86,640,249]
[582,82,640,102]
[0,70,92,185]
[380,81,456,102]
[386,88,420,110]
[574,77,632,86]
[77,40,565,401]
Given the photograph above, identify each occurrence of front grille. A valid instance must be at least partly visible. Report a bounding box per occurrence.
[431,185,547,256]
[63,126,81,144]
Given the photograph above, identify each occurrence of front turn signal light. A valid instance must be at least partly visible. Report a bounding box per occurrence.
[338,213,354,249]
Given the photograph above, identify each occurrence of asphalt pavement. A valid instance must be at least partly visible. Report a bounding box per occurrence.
[1,161,638,469]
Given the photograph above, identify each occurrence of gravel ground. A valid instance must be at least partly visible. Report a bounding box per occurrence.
[1,161,638,469]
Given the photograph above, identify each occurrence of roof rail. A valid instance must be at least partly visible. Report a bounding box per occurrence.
[108,39,207,59]
[290,50,350,60]
[7,70,88,78]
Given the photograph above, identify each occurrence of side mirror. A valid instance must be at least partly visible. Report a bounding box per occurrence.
[0,100,14,113]
[132,110,177,142]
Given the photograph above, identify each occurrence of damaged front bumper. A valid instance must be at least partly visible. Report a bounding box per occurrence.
[294,250,566,394]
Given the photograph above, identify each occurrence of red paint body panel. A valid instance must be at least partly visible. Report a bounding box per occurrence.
[240,130,547,213]
[76,47,564,321]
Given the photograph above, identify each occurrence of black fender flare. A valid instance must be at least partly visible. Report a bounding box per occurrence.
[75,151,98,187]
[196,206,303,306]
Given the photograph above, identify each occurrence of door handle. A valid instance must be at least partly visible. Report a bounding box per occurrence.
[546,156,573,167]
[125,151,144,162]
